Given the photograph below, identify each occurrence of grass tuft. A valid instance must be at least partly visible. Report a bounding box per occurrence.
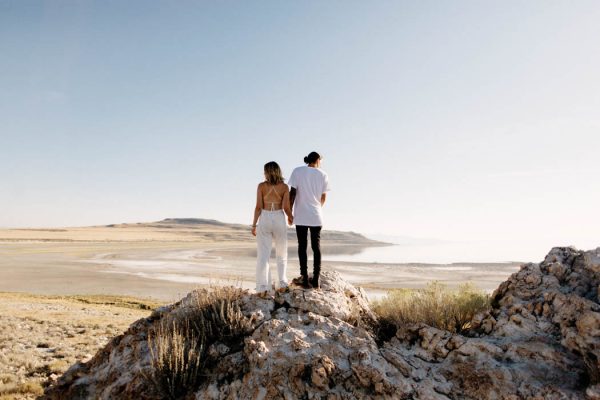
[372,281,490,334]
[147,319,203,400]
[0,380,44,397]
[146,286,252,399]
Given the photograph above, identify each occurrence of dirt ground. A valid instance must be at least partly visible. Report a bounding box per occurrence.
[0,292,160,400]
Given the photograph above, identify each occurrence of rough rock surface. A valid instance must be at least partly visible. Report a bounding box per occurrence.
[43,247,600,399]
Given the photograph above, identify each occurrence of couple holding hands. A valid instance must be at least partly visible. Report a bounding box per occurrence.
[251,151,330,296]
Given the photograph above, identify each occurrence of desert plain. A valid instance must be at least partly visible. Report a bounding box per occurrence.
[0,218,521,399]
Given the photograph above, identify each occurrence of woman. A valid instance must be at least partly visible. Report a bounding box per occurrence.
[251,161,293,296]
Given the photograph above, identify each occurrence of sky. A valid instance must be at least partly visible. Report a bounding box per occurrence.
[1,1,599,253]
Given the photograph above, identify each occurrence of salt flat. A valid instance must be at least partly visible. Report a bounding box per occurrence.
[0,219,521,302]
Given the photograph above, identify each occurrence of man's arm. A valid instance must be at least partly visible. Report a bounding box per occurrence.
[321,173,330,207]
[289,187,297,210]
[282,189,293,225]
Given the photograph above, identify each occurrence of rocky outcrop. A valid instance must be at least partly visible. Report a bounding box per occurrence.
[43,247,600,399]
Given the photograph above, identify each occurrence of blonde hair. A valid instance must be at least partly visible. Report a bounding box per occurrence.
[264,161,285,185]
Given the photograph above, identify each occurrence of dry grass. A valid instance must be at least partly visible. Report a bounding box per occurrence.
[373,282,490,334]
[0,292,162,311]
[62,294,162,310]
[148,319,203,400]
[0,380,44,399]
[0,292,157,400]
[147,286,252,399]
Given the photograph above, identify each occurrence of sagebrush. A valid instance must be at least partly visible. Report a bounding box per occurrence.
[147,286,252,399]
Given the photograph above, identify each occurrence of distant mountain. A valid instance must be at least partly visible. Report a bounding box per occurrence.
[106,218,388,246]
[161,218,232,226]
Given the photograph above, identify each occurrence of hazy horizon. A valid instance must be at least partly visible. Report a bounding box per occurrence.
[2,1,599,254]
[1,215,596,265]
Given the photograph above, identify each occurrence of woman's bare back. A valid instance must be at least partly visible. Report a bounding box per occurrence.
[260,182,288,211]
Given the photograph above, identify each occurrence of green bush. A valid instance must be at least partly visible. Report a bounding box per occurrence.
[372,282,490,334]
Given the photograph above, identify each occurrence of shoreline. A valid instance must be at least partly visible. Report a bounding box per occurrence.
[0,240,522,302]
[0,221,523,303]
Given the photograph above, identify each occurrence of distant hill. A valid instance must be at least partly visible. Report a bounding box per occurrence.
[158,218,241,227]
[106,218,242,229]
[105,218,388,246]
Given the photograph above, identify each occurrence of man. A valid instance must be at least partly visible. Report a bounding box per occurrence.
[288,151,330,289]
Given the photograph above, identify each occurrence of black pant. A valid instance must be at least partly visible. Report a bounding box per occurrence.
[296,225,322,278]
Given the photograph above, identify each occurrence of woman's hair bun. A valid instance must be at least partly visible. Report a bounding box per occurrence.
[304,156,309,163]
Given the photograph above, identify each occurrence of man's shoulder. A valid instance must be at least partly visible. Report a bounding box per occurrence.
[314,168,328,177]
[292,165,307,173]
[290,166,308,177]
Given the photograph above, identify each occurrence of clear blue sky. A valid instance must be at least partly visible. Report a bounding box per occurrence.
[1,1,599,249]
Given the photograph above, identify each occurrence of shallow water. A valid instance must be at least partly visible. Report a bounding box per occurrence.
[323,240,570,264]
[83,243,519,295]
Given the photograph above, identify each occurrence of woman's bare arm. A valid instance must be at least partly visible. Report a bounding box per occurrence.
[252,184,263,235]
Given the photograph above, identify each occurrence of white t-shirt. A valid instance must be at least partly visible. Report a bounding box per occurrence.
[288,166,330,227]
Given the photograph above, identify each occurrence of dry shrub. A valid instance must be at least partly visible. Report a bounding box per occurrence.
[47,359,71,374]
[373,282,490,334]
[58,294,162,310]
[148,319,203,400]
[147,286,251,399]
[0,374,14,385]
[0,380,44,397]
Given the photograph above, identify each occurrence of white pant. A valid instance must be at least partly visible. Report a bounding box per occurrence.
[256,210,288,292]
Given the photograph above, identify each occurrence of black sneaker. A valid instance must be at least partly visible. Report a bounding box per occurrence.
[302,275,312,289]
[291,275,312,289]
[311,275,320,289]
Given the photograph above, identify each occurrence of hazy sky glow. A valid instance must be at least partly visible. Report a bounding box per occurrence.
[1,1,599,252]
